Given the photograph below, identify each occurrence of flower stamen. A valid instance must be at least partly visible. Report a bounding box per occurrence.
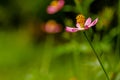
[50,0,58,6]
[76,14,85,27]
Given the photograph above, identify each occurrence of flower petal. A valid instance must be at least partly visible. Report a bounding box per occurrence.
[76,23,85,30]
[66,27,79,32]
[84,17,92,26]
[88,18,98,28]
[47,6,58,14]
[57,0,65,9]
[76,23,81,28]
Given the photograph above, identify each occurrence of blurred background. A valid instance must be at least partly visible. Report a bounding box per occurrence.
[0,0,119,80]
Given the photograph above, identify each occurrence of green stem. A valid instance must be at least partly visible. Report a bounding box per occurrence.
[40,35,54,75]
[72,40,81,80]
[83,32,110,80]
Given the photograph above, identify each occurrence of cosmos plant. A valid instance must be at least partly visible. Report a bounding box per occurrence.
[65,14,110,80]
[66,14,98,32]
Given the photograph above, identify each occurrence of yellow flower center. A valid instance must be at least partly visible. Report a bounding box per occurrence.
[50,0,58,6]
[76,14,85,27]
[46,20,57,28]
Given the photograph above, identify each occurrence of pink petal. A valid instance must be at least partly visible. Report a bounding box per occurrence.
[76,23,81,28]
[66,27,79,32]
[88,18,98,28]
[57,0,65,9]
[84,17,92,26]
[47,6,58,14]
[76,23,85,30]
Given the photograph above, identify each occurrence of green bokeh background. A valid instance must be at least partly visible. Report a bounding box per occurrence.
[0,0,119,80]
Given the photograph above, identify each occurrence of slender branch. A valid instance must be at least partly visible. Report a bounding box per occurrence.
[83,32,110,80]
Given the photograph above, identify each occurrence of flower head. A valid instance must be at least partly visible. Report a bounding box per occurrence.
[42,20,62,34]
[47,0,65,14]
[66,14,98,32]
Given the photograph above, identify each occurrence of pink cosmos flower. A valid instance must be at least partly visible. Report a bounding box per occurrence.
[47,0,65,14]
[66,14,98,32]
[42,20,62,34]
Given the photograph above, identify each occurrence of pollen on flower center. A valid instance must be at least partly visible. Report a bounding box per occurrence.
[50,0,58,6]
[46,20,57,27]
[76,14,85,27]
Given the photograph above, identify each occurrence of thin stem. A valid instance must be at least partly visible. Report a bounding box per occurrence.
[83,32,110,80]
[40,35,54,75]
[72,40,81,80]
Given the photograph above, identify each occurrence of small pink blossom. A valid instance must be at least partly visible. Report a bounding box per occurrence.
[42,20,62,34]
[47,0,65,14]
[66,16,98,32]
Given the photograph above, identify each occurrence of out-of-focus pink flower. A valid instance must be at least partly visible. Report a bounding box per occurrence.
[43,20,62,33]
[47,0,65,14]
[66,14,98,32]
